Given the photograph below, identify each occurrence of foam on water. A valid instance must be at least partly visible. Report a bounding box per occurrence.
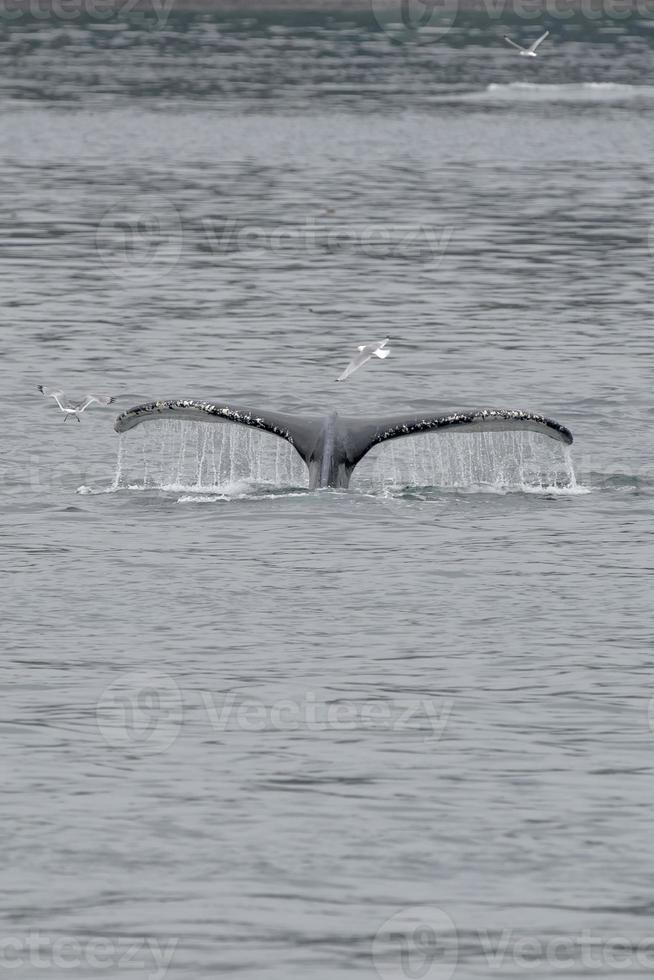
[176,490,317,504]
[111,421,581,496]
[456,82,654,103]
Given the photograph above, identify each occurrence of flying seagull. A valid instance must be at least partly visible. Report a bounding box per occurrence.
[336,338,391,382]
[503,30,549,57]
[37,386,114,422]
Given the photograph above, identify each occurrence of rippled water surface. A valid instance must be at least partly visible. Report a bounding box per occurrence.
[2,11,654,980]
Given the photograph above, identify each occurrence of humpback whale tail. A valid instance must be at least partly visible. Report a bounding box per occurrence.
[114,400,573,490]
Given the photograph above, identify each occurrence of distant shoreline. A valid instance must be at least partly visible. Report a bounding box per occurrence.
[4,0,653,14]
[148,0,651,9]
[137,0,654,10]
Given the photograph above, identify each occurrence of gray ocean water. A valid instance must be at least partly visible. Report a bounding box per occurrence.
[2,11,654,980]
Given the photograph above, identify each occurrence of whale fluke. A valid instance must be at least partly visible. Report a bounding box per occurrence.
[114,401,573,489]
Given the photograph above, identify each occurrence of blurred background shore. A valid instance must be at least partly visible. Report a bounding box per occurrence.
[4,0,653,15]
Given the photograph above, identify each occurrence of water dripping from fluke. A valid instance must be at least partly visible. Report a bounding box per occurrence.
[105,421,586,500]
[353,434,586,497]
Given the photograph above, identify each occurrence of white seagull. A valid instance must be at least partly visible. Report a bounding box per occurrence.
[37,385,114,422]
[503,30,549,57]
[336,338,391,382]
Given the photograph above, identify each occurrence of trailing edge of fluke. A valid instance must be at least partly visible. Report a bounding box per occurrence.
[114,400,573,490]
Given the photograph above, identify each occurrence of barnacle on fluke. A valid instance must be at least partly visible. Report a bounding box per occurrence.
[373,408,573,448]
[114,401,573,489]
[116,399,295,443]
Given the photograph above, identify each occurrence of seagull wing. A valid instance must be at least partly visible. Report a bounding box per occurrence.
[503,35,525,51]
[336,348,373,382]
[529,30,549,52]
[77,394,115,413]
[372,338,391,359]
[38,385,64,399]
[38,386,68,411]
